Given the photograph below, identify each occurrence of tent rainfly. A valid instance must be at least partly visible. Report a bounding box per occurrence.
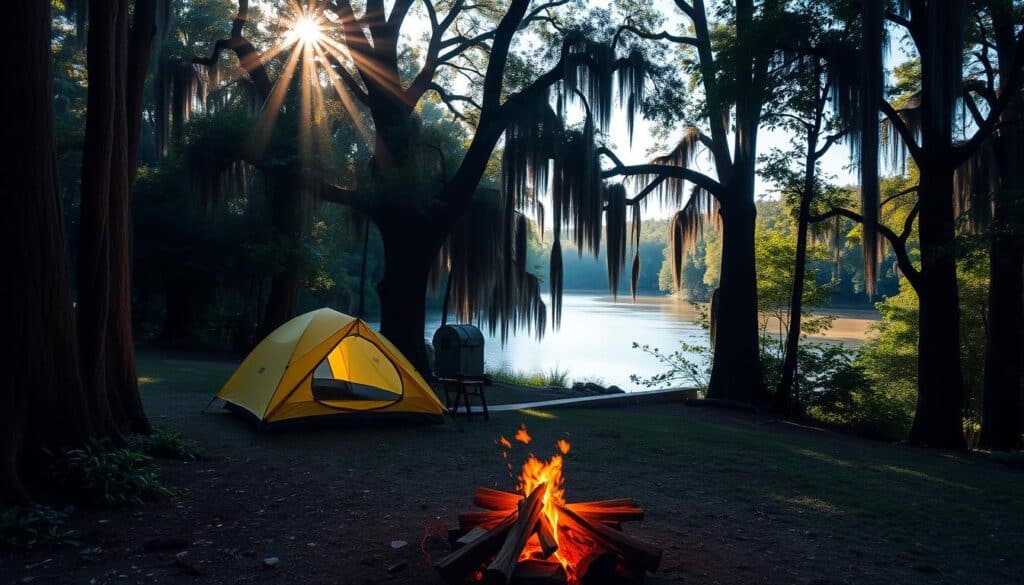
[215,308,446,426]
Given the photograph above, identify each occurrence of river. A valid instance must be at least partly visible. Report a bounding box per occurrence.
[422,292,880,391]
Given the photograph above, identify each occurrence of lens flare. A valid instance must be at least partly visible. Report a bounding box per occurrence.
[290,15,321,45]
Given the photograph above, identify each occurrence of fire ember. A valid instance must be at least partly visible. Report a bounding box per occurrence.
[434,426,662,584]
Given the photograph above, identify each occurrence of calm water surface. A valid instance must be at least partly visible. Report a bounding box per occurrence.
[422,292,879,391]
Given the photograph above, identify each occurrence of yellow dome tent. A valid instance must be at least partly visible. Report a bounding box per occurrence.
[215,308,446,426]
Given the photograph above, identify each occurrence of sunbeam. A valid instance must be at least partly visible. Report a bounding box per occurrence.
[246,0,375,168]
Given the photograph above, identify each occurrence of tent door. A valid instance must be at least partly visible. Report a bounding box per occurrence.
[310,333,404,409]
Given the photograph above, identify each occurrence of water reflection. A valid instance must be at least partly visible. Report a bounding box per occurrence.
[422,293,878,391]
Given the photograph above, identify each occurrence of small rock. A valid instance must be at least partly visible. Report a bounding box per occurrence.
[606,385,625,394]
[390,540,408,550]
[263,556,280,568]
[385,562,408,574]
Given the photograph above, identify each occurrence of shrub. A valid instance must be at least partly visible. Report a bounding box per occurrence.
[629,342,711,394]
[0,505,78,549]
[132,428,205,461]
[50,438,173,507]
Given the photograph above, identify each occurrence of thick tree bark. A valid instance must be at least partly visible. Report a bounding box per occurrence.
[980,3,1023,451]
[707,195,766,403]
[903,1,968,449]
[258,176,307,337]
[702,0,768,406]
[377,225,436,374]
[909,164,967,448]
[126,0,158,183]
[78,0,119,436]
[980,120,1024,451]
[1,0,91,501]
[79,0,154,436]
[106,0,150,434]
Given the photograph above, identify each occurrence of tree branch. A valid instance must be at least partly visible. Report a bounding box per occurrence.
[612,23,697,49]
[673,0,695,18]
[881,185,917,207]
[885,11,912,31]
[625,176,667,205]
[961,88,987,128]
[324,52,370,106]
[810,206,921,288]
[880,99,923,162]
[900,200,920,243]
[813,131,845,159]
[601,163,723,198]
[428,82,481,123]
[957,32,1024,162]
[193,0,272,101]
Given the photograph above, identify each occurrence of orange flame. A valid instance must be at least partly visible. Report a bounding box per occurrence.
[500,426,585,584]
[514,424,532,444]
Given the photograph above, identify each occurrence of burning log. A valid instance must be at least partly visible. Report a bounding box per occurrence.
[435,512,519,584]
[460,510,513,531]
[485,483,549,585]
[556,505,661,573]
[513,559,567,585]
[535,514,559,559]
[565,503,644,524]
[470,489,644,523]
[474,487,521,510]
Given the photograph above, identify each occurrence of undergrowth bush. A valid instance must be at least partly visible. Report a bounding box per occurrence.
[132,428,205,461]
[0,505,78,549]
[50,438,172,507]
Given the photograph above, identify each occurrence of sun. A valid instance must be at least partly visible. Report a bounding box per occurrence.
[289,14,322,45]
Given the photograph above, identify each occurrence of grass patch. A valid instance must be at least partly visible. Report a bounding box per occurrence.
[488,366,570,388]
[509,407,1024,576]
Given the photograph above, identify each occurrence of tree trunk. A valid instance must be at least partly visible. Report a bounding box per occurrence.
[105,0,150,434]
[707,195,766,403]
[903,1,969,448]
[258,176,306,337]
[1,0,91,501]
[909,163,967,448]
[776,179,814,413]
[78,0,119,437]
[377,224,436,374]
[980,123,1024,451]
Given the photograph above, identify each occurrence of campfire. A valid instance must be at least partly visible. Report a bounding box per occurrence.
[434,426,662,584]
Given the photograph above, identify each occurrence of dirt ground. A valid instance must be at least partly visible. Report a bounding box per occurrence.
[3,358,1021,585]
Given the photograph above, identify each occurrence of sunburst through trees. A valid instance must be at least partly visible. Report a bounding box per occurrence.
[248,0,370,168]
